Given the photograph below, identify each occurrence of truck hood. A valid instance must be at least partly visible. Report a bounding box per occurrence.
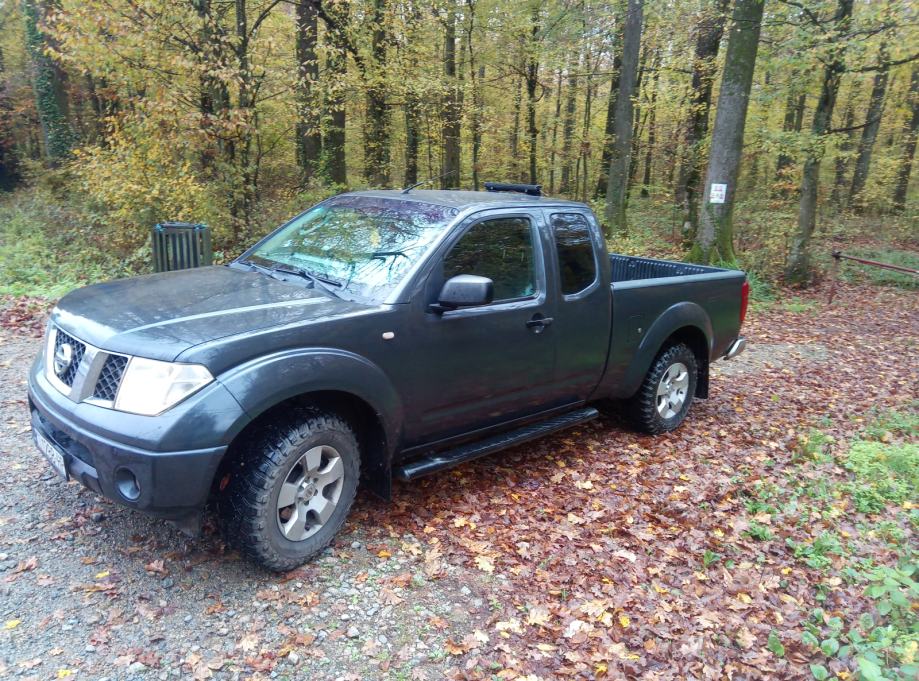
[51,266,369,361]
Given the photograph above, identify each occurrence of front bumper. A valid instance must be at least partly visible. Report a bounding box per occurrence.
[27,354,247,533]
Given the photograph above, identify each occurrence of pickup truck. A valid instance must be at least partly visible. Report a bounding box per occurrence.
[28,185,748,570]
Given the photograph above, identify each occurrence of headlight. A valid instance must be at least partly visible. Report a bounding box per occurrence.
[114,357,214,416]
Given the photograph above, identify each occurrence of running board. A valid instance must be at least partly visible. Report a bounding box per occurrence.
[394,407,599,482]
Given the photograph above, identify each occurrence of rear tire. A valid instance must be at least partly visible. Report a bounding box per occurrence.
[627,343,698,435]
[217,409,360,572]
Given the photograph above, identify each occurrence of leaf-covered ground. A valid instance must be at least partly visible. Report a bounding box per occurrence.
[0,281,916,680]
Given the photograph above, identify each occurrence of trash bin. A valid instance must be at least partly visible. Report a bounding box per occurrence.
[151,222,213,273]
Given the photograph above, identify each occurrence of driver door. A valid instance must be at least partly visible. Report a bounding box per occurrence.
[402,211,560,446]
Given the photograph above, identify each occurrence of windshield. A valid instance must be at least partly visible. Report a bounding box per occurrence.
[244,196,457,301]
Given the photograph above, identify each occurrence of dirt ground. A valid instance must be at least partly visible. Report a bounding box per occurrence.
[0,281,915,680]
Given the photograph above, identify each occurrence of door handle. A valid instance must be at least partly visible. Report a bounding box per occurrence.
[526,315,554,332]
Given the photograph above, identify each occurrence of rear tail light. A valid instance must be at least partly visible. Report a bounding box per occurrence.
[740,279,750,326]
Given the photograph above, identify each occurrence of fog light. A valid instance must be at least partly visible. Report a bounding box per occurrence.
[115,467,141,501]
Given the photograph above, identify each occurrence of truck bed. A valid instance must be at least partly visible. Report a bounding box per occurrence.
[609,254,725,282]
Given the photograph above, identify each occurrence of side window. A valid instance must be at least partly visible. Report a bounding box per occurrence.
[552,213,597,296]
[443,217,537,302]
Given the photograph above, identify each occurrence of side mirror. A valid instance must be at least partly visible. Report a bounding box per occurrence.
[431,274,494,313]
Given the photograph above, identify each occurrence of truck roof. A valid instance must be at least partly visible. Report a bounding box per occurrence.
[345,189,590,211]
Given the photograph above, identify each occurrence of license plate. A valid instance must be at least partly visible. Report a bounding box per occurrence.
[34,429,68,480]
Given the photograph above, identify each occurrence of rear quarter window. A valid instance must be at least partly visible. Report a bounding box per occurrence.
[552,213,597,295]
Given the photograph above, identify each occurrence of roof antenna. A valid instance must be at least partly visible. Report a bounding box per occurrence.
[401,170,457,194]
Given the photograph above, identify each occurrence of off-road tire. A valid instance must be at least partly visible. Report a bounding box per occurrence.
[626,343,698,435]
[217,409,360,571]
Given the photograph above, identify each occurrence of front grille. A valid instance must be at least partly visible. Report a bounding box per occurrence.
[53,329,86,387]
[93,354,128,402]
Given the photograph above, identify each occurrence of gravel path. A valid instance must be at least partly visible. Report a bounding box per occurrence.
[0,331,492,680]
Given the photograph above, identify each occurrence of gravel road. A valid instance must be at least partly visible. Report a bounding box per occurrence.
[0,330,491,680]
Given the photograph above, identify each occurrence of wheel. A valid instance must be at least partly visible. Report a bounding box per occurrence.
[627,343,698,435]
[217,409,360,571]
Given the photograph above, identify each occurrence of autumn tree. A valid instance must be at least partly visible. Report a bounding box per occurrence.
[785,0,854,285]
[23,0,72,162]
[604,0,642,236]
[691,0,765,265]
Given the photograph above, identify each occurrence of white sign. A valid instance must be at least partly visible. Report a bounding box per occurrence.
[709,183,727,204]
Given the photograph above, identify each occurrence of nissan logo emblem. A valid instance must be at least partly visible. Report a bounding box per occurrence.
[54,343,73,376]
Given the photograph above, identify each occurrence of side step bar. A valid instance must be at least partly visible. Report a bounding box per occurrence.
[394,407,599,482]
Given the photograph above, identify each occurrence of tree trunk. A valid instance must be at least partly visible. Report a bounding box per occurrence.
[465,1,483,191]
[692,0,765,265]
[674,0,730,246]
[324,1,348,186]
[595,48,622,199]
[830,101,855,207]
[441,1,461,188]
[525,6,540,186]
[849,45,889,211]
[893,67,919,211]
[559,58,577,194]
[775,85,806,195]
[295,0,322,185]
[785,0,854,285]
[640,52,660,197]
[549,69,563,193]
[23,0,72,163]
[604,0,643,236]
[364,0,390,186]
[627,44,648,193]
[509,68,523,181]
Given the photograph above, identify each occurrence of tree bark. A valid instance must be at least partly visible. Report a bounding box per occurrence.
[525,6,540,186]
[509,67,523,181]
[465,1,483,191]
[364,0,390,186]
[324,0,347,186]
[295,0,322,185]
[640,52,660,198]
[604,0,643,236]
[692,0,765,264]
[674,0,730,246]
[849,44,889,211]
[785,0,854,285]
[595,44,622,199]
[549,69,562,194]
[441,0,460,188]
[559,57,577,194]
[23,0,72,163]
[830,101,855,207]
[775,85,806,194]
[893,67,919,211]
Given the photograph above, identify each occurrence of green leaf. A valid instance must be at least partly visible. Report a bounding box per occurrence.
[820,638,839,656]
[857,656,885,681]
[801,631,820,648]
[809,664,829,681]
[858,613,874,631]
[827,616,843,631]
[767,630,785,657]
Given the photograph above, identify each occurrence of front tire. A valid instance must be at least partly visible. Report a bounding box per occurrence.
[627,343,698,435]
[217,409,360,571]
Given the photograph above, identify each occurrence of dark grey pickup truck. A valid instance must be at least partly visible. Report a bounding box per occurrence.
[28,185,748,570]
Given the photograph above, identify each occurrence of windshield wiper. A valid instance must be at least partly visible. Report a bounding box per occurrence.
[268,262,344,297]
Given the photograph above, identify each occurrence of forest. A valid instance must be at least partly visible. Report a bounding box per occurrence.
[0,0,916,298]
